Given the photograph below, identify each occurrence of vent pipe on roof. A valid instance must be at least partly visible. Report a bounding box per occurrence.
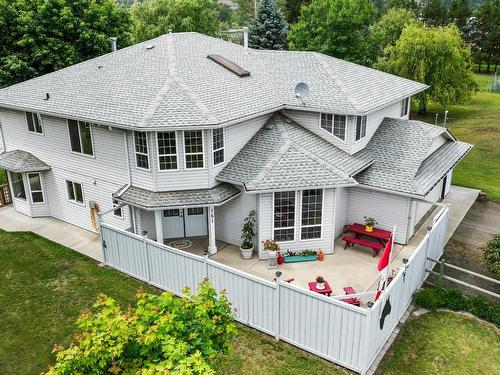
[243,27,249,50]
[109,37,117,52]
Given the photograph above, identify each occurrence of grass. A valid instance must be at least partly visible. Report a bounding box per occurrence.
[413,74,500,201]
[0,168,6,185]
[0,229,344,375]
[377,311,500,375]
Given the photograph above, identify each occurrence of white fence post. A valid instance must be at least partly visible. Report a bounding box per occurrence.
[203,250,209,280]
[142,231,152,283]
[274,271,282,341]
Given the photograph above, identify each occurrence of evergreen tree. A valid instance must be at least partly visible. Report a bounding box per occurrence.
[284,0,311,24]
[421,0,450,26]
[386,0,419,15]
[249,0,288,49]
[449,0,472,31]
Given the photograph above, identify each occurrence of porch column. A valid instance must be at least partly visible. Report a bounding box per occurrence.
[207,205,217,254]
[154,210,164,245]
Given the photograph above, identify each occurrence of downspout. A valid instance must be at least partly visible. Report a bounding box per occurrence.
[123,131,132,185]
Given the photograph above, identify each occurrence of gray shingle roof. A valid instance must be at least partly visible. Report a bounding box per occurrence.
[0,33,427,129]
[217,114,371,191]
[114,183,240,209]
[0,150,50,173]
[355,118,472,196]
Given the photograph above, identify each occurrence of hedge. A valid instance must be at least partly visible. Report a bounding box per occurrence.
[415,287,500,327]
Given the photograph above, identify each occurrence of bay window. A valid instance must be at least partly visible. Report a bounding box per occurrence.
[212,128,224,165]
[28,173,44,203]
[134,131,149,169]
[301,189,323,240]
[273,191,295,242]
[11,172,26,200]
[184,130,204,169]
[355,116,367,141]
[157,131,177,170]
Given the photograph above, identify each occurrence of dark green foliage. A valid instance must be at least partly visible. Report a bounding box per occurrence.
[288,0,377,65]
[449,0,472,30]
[284,0,311,24]
[386,0,419,14]
[421,0,450,26]
[482,234,500,277]
[249,0,288,50]
[473,0,500,72]
[0,0,131,88]
[415,287,500,326]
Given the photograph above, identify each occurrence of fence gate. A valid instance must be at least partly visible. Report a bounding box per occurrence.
[0,184,11,207]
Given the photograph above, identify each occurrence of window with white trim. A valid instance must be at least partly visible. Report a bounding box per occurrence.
[112,198,122,217]
[355,116,367,141]
[163,209,180,217]
[26,112,43,134]
[320,113,346,141]
[28,173,44,203]
[301,189,322,240]
[157,131,177,170]
[273,191,295,242]
[212,128,224,165]
[187,207,204,215]
[401,98,409,117]
[11,172,26,200]
[68,120,93,156]
[184,130,204,169]
[66,180,83,204]
[134,131,149,169]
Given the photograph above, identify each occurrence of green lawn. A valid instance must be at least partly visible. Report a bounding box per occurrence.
[412,74,500,201]
[0,230,344,375]
[377,311,500,375]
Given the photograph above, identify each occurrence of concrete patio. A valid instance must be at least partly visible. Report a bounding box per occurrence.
[0,185,479,297]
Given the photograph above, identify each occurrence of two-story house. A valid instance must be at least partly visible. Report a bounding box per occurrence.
[0,32,471,257]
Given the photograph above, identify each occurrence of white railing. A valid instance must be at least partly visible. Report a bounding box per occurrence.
[99,206,450,374]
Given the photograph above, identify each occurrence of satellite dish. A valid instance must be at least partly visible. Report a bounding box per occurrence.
[294,82,309,105]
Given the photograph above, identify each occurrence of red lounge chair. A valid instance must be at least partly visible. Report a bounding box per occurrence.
[341,286,361,306]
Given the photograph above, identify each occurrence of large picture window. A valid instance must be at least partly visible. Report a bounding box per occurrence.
[273,191,295,242]
[28,173,44,203]
[66,180,84,204]
[355,116,367,141]
[26,112,43,134]
[301,189,323,240]
[11,172,26,200]
[320,113,346,141]
[68,120,94,156]
[212,128,224,165]
[157,131,177,170]
[184,130,204,169]
[134,131,149,170]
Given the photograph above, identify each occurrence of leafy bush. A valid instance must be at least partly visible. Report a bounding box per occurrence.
[46,280,237,374]
[415,287,500,327]
[482,234,500,278]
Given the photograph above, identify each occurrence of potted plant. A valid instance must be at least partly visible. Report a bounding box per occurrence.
[315,275,325,290]
[364,216,377,232]
[240,210,256,260]
[262,239,280,269]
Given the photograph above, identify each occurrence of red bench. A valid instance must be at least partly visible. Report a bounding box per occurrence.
[341,286,361,306]
[342,235,383,257]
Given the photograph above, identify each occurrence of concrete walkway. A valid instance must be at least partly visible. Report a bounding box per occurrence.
[0,205,101,261]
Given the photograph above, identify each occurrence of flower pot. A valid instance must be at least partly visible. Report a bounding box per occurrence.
[365,225,374,232]
[240,245,254,260]
[316,282,325,290]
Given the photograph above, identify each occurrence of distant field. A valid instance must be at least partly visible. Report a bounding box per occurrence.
[413,74,500,201]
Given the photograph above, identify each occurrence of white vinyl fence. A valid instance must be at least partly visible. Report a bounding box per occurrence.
[100,206,449,374]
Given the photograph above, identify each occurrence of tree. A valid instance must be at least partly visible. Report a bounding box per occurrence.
[0,0,131,88]
[249,0,288,49]
[284,0,311,24]
[232,0,257,25]
[288,0,376,65]
[449,0,472,31]
[421,0,449,26]
[130,0,219,43]
[386,0,419,14]
[376,24,478,113]
[46,281,237,374]
[370,8,418,57]
[474,0,500,72]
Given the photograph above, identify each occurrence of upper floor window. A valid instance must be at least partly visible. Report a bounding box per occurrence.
[355,116,367,141]
[301,189,323,240]
[134,131,149,170]
[401,98,409,117]
[320,113,346,141]
[26,112,43,134]
[28,173,44,203]
[212,128,224,165]
[184,130,204,169]
[66,180,84,204]
[157,131,177,170]
[68,120,93,156]
[10,172,26,200]
[274,191,295,242]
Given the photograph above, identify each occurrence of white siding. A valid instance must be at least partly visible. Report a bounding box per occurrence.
[334,187,348,238]
[426,135,447,158]
[257,189,336,256]
[346,187,410,244]
[139,209,156,241]
[409,178,444,236]
[215,191,257,246]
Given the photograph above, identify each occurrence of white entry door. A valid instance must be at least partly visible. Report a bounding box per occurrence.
[162,209,185,238]
[184,207,208,237]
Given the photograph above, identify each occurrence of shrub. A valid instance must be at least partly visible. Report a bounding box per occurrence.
[46,280,237,374]
[482,234,500,278]
[415,287,500,327]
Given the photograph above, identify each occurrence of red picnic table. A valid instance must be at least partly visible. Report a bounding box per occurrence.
[342,223,391,257]
[308,281,332,296]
